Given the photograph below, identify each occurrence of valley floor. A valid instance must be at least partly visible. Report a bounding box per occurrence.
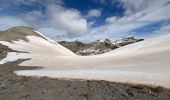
[0,60,170,100]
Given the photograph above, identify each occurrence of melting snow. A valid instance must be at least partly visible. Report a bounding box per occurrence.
[0,52,30,64]
[15,69,170,88]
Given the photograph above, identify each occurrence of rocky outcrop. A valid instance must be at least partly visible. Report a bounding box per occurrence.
[58,37,144,56]
[58,41,86,53]
[115,37,144,47]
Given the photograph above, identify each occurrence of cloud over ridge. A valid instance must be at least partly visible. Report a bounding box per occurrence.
[0,0,170,41]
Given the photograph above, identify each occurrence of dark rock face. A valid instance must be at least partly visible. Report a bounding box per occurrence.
[58,37,144,56]
[0,43,27,61]
[59,41,86,53]
[0,44,13,60]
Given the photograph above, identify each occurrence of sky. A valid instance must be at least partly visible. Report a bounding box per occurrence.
[0,0,170,42]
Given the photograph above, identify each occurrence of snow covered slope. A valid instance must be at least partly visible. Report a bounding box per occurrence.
[0,26,76,64]
[0,26,170,88]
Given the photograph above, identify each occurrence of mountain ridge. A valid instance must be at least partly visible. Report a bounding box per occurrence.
[58,37,144,56]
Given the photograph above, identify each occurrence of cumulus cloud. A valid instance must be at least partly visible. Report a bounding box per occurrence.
[90,0,170,39]
[46,4,88,36]
[23,10,43,27]
[119,0,170,22]
[21,2,88,36]
[0,0,170,41]
[0,0,88,36]
[106,16,118,23]
[87,9,102,17]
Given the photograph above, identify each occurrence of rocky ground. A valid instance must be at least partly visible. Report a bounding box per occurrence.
[0,60,170,100]
[58,37,144,56]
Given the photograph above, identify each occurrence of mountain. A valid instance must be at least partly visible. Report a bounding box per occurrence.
[59,38,144,56]
[0,26,170,88]
[0,26,76,64]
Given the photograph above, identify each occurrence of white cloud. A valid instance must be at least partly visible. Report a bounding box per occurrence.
[87,9,102,17]
[37,27,67,41]
[160,24,170,30]
[106,16,118,23]
[0,16,27,31]
[89,0,170,39]
[15,0,170,41]
[0,0,170,41]
[45,4,88,36]
[0,0,88,36]
[20,3,88,36]
[120,0,170,22]
[23,10,43,27]
[154,24,170,35]
[88,21,96,26]
[138,5,170,22]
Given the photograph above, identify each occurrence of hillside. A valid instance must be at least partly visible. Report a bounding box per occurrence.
[58,38,144,56]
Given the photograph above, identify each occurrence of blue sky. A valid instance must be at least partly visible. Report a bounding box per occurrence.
[0,0,170,42]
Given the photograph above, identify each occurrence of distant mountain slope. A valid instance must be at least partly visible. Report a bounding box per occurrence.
[59,38,144,56]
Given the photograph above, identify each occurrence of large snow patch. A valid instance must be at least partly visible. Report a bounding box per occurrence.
[0,30,170,88]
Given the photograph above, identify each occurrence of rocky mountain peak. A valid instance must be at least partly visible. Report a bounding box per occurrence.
[58,37,144,56]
